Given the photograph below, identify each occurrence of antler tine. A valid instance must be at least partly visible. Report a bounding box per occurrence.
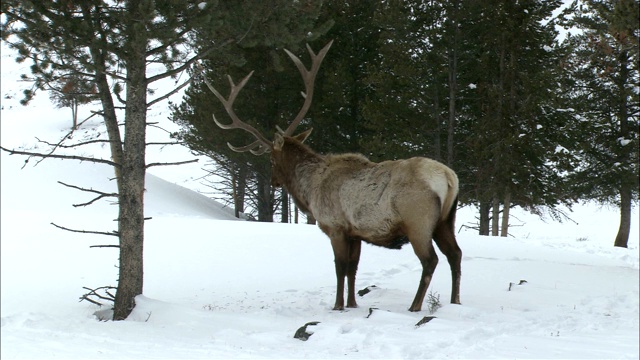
[281,40,334,136]
[199,65,273,153]
[228,139,271,155]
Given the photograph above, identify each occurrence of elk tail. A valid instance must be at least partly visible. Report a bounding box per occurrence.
[440,170,459,224]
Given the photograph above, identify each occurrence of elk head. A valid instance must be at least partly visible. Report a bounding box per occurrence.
[198,41,333,187]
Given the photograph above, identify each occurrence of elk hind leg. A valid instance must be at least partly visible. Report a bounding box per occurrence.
[408,230,439,312]
[330,233,360,310]
[433,215,462,304]
[345,238,361,308]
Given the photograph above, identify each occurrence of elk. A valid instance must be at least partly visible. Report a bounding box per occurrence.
[200,41,461,312]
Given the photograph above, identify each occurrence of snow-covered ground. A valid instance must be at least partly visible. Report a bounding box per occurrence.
[1,42,638,359]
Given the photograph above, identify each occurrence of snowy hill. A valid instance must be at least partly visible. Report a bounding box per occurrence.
[1,41,638,359]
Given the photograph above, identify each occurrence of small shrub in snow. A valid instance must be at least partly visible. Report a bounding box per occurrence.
[426,291,442,314]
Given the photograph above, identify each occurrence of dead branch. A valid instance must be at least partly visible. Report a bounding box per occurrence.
[80,286,117,307]
[146,141,186,146]
[57,181,118,207]
[147,72,196,107]
[37,137,114,149]
[146,159,199,168]
[51,222,118,236]
[31,111,102,166]
[1,146,119,168]
[89,245,120,248]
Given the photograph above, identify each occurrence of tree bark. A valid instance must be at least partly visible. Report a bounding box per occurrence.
[614,176,632,248]
[446,0,460,167]
[233,164,247,218]
[281,189,289,223]
[492,195,500,236]
[113,5,148,320]
[613,51,632,248]
[306,213,317,225]
[479,201,491,236]
[501,190,511,237]
[256,174,274,222]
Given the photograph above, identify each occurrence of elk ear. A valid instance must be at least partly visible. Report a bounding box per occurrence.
[274,133,285,151]
[294,128,313,143]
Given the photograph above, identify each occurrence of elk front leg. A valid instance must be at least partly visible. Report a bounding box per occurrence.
[330,234,360,310]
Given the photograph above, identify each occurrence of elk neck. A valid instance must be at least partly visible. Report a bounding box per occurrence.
[278,137,324,215]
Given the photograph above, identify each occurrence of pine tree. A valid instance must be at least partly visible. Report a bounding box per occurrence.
[170,2,327,222]
[306,1,380,155]
[1,0,321,319]
[360,0,448,162]
[563,0,639,247]
[457,0,575,236]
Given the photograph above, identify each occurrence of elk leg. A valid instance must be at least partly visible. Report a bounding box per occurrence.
[408,236,439,312]
[330,233,349,310]
[433,222,462,304]
[345,238,361,308]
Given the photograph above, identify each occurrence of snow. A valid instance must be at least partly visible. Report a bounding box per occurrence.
[619,138,633,147]
[1,43,639,359]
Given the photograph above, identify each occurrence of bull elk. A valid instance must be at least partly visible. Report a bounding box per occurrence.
[200,41,462,312]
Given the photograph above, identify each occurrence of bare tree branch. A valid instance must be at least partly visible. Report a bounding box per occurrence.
[146,141,187,146]
[147,72,197,107]
[146,159,199,168]
[89,245,120,248]
[1,146,119,168]
[51,222,119,237]
[146,38,236,85]
[79,286,117,306]
[57,181,118,207]
[37,137,114,149]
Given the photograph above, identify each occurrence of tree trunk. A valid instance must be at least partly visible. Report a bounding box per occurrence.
[446,0,459,167]
[256,174,274,222]
[479,201,491,236]
[281,189,289,223]
[433,87,442,162]
[71,99,78,131]
[501,190,511,237]
[614,51,632,249]
[82,3,124,184]
[113,9,148,320]
[307,212,317,225]
[80,3,131,320]
[491,196,500,236]
[233,164,247,218]
[614,183,631,248]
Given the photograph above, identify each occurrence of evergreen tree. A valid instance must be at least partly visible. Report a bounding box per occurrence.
[1,0,321,319]
[307,1,380,155]
[361,0,449,162]
[170,2,327,222]
[563,0,639,247]
[458,0,574,236]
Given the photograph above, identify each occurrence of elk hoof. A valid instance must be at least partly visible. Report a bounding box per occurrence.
[333,305,345,311]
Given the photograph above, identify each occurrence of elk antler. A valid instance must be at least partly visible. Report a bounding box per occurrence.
[281,40,333,136]
[200,41,333,154]
[198,65,273,155]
